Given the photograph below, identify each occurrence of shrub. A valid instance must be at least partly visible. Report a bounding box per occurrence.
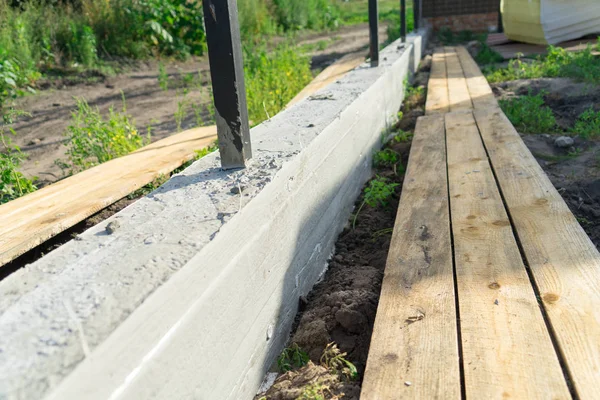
[63,95,149,172]
[272,0,339,31]
[499,93,557,134]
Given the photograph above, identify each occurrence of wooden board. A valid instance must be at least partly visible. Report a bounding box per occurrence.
[361,115,460,399]
[445,111,570,399]
[474,107,600,399]
[425,48,450,115]
[0,126,217,267]
[285,52,365,109]
[444,47,473,112]
[455,47,498,110]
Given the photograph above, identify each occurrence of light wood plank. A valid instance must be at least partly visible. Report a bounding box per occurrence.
[475,107,600,399]
[455,46,498,110]
[361,115,460,399]
[444,47,473,112]
[0,126,217,266]
[446,111,570,399]
[425,48,450,115]
[285,52,365,109]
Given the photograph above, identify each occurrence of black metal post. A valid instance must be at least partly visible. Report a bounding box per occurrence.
[368,0,379,67]
[400,0,407,42]
[413,0,420,30]
[497,1,504,33]
[202,0,252,169]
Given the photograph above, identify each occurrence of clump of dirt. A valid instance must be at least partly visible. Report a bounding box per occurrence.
[491,78,600,130]
[261,362,360,400]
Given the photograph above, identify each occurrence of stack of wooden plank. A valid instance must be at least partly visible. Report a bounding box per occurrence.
[362,46,600,399]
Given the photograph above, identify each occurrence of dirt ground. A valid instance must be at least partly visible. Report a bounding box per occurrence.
[492,78,600,248]
[11,24,385,187]
[257,63,429,399]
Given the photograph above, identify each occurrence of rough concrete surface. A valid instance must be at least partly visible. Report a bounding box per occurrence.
[0,29,429,400]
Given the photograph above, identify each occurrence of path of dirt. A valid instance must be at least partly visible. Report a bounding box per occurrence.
[493,77,600,248]
[11,24,386,187]
[257,63,429,399]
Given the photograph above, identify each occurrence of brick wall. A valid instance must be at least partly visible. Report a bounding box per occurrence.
[423,0,500,18]
[421,0,500,32]
[425,12,499,33]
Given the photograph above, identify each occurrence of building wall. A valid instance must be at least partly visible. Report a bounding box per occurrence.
[423,0,500,32]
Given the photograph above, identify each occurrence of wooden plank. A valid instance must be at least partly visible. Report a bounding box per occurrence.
[446,111,570,399]
[455,46,498,110]
[0,126,217,267]
[474,107,600,399]
[444,47,473,112]
[425,48,450,115]
[285,53,365,109]
[361,115,460,399]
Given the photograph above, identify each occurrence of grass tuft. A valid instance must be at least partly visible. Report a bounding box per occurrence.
[499,92,557,134]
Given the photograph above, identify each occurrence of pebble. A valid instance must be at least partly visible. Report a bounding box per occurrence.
[554,136,574,148]
[405,381,412,387]
[105,221,120,235]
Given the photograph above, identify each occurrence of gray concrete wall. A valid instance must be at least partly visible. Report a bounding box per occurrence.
[0,29,428,400]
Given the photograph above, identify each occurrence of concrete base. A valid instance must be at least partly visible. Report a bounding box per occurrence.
[0,29,429,400]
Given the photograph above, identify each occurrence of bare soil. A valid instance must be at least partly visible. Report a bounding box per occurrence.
[257,67,429,399]
[11,24,385,187]
[492,77,600,248]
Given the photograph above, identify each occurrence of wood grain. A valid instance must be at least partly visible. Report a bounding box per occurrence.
[446,111,570,399]
[475,107,600,399]
[361,115,460,399]
[0,126,217,266]
[444,47,473,112]
[455,46,498,110]
[425,48,450,115]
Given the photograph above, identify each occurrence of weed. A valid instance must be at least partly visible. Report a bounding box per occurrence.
[195,141,219,159]
[244,43,312,126]
[486,45,600,85]
[577,216,592,226]
[499,93,557,134]
[277,343,309,372]
[62,94,149,173]
[320,342,358,381]
[394,130,412,143]
[0,109,36,203]
[127,174,169,199]
[374,148,399,168]
[475,43,504,65]
[174,96,188,132]
[158,62,169,91]
[572,108,600,139]
[297,383,329,400]
[353,175,399,228]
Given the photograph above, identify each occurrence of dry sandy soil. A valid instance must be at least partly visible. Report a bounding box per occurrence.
[12,24,387,186]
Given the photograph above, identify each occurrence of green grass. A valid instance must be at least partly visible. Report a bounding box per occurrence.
[499,93,557,134]
[0,109,37,203]
[486,45,600,85]
[572,107,600,139]
[61,94,149,173]
[244,43,313,125]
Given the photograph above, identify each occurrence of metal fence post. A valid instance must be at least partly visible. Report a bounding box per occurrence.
[368,0,379,67]
[498,1,504,33]
[400,0,407,41]
[413,0,420,30]
[202,0,252,169]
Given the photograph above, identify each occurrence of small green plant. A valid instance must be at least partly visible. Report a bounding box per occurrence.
[297,382,329,400]
[499,93,557,134]
[127,174,169,199]
[572,108,600,139]
[0,110,37,203]
[158,62,169,91]
[374,148,399,167]
[353,176,399,228]
[394,130,412,143]
[475,43,504,65]
[320,342,358,381]
[195,141,219,159]
[174,96,188,131]
[277,343,309,372]
[63,94,149,173]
